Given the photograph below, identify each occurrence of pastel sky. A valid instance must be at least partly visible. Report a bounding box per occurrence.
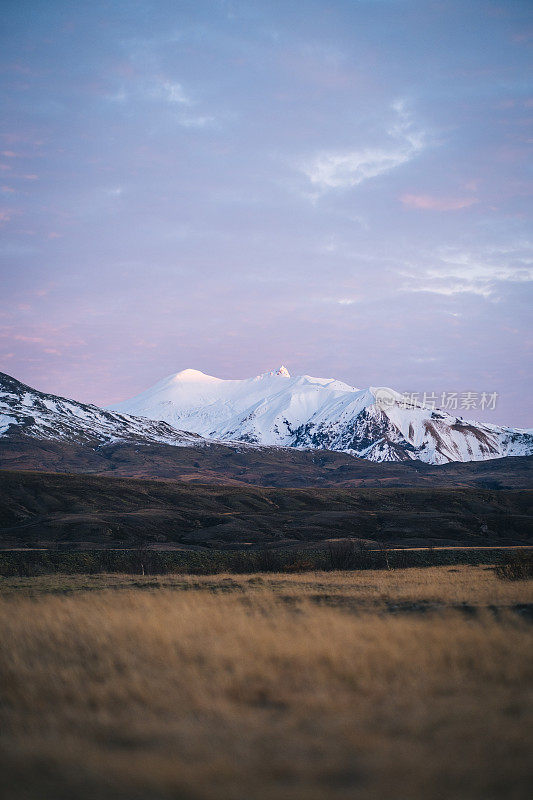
[1,0,532,426]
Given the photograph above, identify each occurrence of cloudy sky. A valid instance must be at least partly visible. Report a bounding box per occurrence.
[1,0,532,425]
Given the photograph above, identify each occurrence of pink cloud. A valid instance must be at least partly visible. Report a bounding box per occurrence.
[13,335,46,343]
[400,194,478,211]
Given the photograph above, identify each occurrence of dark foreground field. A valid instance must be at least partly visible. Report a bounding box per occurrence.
[1,567,532,800]
[1,469,532,549]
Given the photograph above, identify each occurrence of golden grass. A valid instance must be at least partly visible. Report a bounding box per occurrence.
[2,565,533,606]
[0,567,532,800]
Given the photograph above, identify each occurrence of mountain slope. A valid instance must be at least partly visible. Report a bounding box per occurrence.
[2,435,532,489]
[112,367,533,465]
[0,372,202,447]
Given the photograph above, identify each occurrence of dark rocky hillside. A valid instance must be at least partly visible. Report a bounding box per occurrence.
[1,435,532,489]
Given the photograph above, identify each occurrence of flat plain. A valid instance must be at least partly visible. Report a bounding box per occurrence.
[1,566,532,800]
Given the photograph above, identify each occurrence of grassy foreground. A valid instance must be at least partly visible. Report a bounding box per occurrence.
[1,567,532,800]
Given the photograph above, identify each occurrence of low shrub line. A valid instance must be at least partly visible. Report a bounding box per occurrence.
[0,541,531,577]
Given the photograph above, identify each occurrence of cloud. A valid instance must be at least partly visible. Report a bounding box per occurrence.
[298,100,426,193]
[106,78,216,128]
[107,79,191,107]
[154,83,217,128]
[158,81,190,105]
[179,115,215,128]
[436,248,533,284]
[406,282,492,298]
[401,244,533,298]
[302,148,413,190]
[12,334,46,343]
[400,194,478,211]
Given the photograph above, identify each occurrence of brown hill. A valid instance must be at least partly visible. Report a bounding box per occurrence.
[1,435,532,488]
[1,469,531,550]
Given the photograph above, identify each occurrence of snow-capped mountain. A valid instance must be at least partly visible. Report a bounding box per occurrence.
[0,371,201,447]
[2,367,531,467]
[111,366,533,465]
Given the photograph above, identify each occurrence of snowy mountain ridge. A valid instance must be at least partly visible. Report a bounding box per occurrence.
[111,367,533,465]
[0,371,202,448]
[1,367,531,466]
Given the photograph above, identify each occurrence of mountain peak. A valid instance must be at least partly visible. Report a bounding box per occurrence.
[255,366,291,379]
[172,368,218,382]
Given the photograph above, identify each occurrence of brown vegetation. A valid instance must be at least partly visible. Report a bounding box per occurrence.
[0,566,532,799]
[1,469,532,549]
[495,551,533,581]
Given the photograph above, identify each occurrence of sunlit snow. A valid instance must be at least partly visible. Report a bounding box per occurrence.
[111,367,533,464]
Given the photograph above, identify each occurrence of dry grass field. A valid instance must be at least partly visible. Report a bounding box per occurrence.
[1,566,532,800]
